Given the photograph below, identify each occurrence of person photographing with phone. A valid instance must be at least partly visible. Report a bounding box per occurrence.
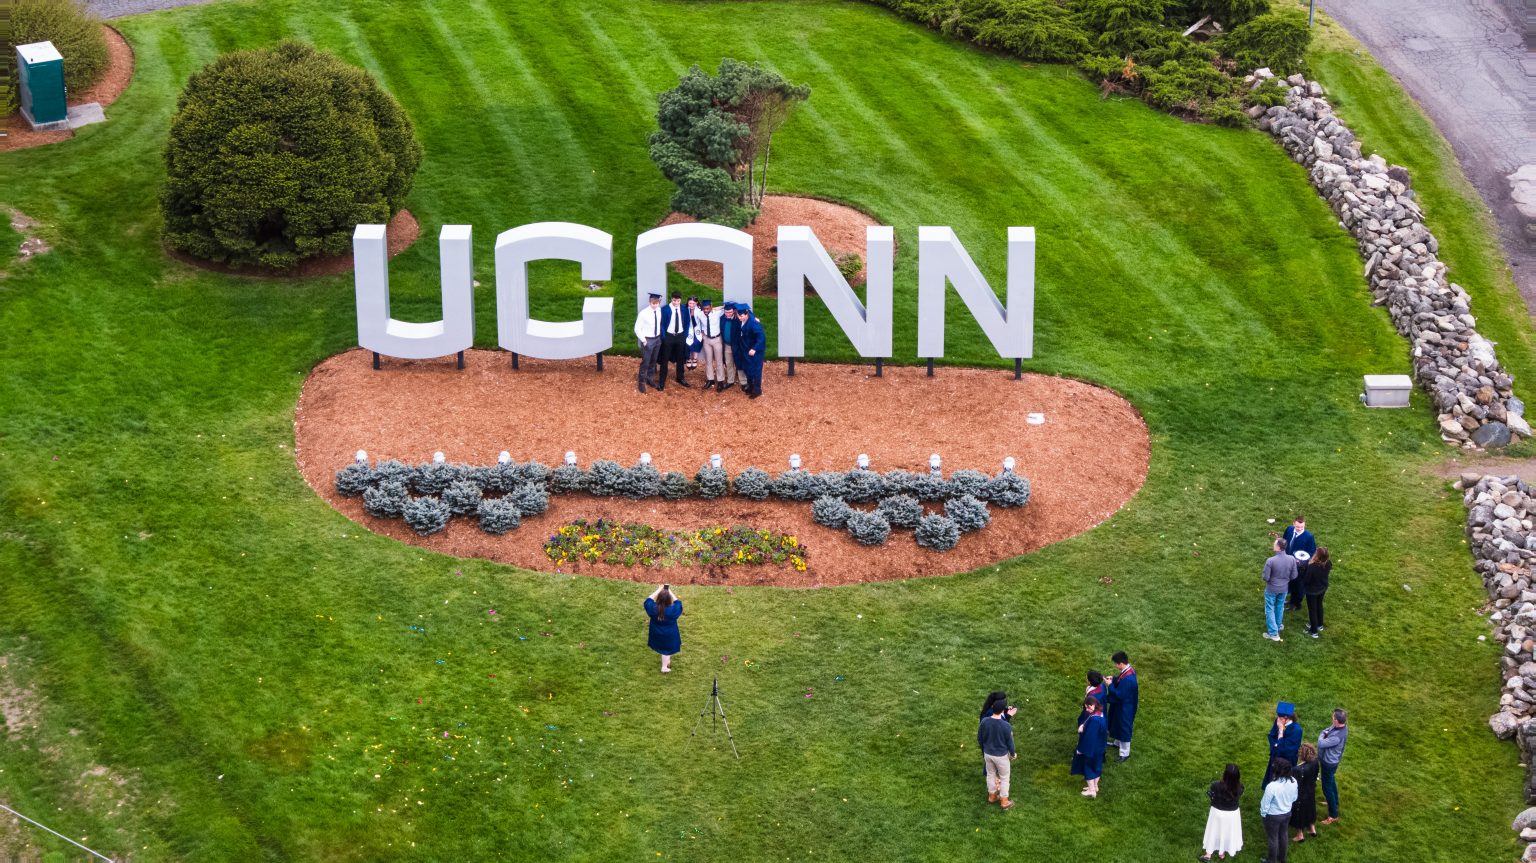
[644,584,683,673]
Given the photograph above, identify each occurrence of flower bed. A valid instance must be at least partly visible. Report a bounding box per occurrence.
[543,520,808,571]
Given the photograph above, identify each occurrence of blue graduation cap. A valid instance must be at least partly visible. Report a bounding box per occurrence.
[1276,701,1296,717]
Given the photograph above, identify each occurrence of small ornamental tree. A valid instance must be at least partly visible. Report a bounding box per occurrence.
[162,41,422,269]
[649,59,810,225]
[1215,9,1310,75]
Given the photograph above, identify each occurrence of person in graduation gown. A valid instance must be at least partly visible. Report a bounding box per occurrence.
[1264,703,1302,786]
[1071,696,1108,798]
[1104,651,1138,761]
[1079,669,1108,726]
[735,304,767,399]
[721,303,743,394]
[643,585,683,673]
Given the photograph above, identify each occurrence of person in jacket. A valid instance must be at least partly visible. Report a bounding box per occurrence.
[633,292,664,393]
[1078,670,1107,726]
[720,302,743,394]
[1304,546,1332,637]
[1260,758,1298,863]
[1317,708,1348,824]
[1283,516,1316,611]
[978,701,1016,810]
[1104,652,1138,761]
[1201,762,1244,861]
[643,585,683,673]
[1071,696,1108,798]
[656,292,693,390]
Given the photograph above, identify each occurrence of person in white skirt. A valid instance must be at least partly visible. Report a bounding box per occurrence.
[1202,762,1245,860]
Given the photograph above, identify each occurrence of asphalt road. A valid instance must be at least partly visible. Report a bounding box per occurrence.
[1322,0,1536,315]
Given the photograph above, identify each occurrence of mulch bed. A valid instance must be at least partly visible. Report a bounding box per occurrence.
[294,350,1150,587]
[0,25,134,153]
[659,194,883,293]
[166,208,420,278]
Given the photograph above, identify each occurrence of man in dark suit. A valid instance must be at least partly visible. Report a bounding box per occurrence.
[735,303,767,399]
[1283,516,1316,611]
[656,291,693,390]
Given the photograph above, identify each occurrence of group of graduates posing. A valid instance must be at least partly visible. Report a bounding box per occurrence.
[632,291,767,398]
[975,652,1139,809]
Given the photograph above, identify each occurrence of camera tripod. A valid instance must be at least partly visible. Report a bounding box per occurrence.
[687,675,740,759]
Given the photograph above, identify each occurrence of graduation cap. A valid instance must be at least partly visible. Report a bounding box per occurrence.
[1293,550,1312,562]
[737,304,752,315]
[722,301,737,310]
[701,298,713,307]
[1276,701,1296,717]
[647,292,662,300]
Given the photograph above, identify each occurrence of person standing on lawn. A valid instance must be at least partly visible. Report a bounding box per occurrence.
[1317,708,1348,825]
[1071,696,1108,798]
[1104,651,1138,761]
[1264,702,1302,786]
[1263,537,1299,641]
[735,303,767,399]
[643,584,683,673]
[1079,669,1107,726]
[1260,758,1298,863]
[1283,515,1316,612]
[978,700,1016,810]
[1290,742,1320,843]
[1201,763,1244,861]
[633,292,664,394]
[1304,547,1332,637]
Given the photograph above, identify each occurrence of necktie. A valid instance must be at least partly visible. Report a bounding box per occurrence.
[707,314,715,338]
[669,306,680,335]
[652,309,659,338]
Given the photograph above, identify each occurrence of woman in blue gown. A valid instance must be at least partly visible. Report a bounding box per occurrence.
[1071,696,1108,798]
[643,585,683,673]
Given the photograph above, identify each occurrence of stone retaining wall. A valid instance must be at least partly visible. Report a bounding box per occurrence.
[1459,472,1536,856]
[1250,69,1527,449]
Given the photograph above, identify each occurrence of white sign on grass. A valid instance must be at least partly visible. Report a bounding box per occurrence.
[353,221,1034,363]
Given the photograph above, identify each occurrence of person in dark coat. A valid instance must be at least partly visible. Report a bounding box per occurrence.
[1264,702,1302,786]
[734,304,767,399]
[1290,741,1320,843]
[1071,696,1108,797]
[980,691,1017,722]
[643,585,683,673]
[1304,547,1332,637]
[1283,516,1316,611]
[655,292,694,390]
[1104,651,1138,761]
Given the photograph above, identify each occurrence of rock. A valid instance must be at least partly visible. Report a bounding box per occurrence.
[1495,711,1522,738]
[1523,805,1536,832]
[1512,414,1532,438]
[1464,471,1487,486]
[1474,422,1514,449]
[1500,505,1520,520]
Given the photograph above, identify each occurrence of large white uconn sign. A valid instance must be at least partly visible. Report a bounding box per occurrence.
[354,221,1034,369]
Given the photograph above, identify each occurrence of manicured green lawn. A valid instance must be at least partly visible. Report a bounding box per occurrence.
[0,0,1529,859]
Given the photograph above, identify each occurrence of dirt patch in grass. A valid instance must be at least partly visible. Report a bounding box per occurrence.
[659,195,884,293]
[294,349,1150,587]
[0,25,134,153]
[166,207,420,279]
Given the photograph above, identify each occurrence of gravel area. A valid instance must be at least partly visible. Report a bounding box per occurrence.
[85,0,222,18]
[294,351,1150,586]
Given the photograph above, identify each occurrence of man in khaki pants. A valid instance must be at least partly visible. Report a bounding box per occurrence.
[696,298,726,390]
[978,701,1016,809]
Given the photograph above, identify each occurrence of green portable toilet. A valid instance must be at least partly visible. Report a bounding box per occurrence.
[17,41,68,128]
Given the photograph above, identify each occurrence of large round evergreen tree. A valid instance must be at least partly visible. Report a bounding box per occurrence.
[161,41,422,269]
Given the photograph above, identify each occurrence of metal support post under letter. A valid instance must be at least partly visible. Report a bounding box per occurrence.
[596,351,604,371]
[1014,358,1022,380]
[511,352,519,370]
[788,359,795,377]
[927,358,934,377]
[372,352,380,370]
[875,358,883,378]
[457,351,464,370]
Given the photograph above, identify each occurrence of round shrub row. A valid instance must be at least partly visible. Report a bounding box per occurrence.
[877,494,924,529]
[732,467,772,501]
[477,499,521,535]
[944,495,992,532]
[403,496,450,536]
[812,496,853,529]
[695,465,729,499]
[845,510,892,546]
[915,514,960,552]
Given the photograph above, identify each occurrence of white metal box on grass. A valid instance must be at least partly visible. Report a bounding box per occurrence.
[1361,374,1413,408]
